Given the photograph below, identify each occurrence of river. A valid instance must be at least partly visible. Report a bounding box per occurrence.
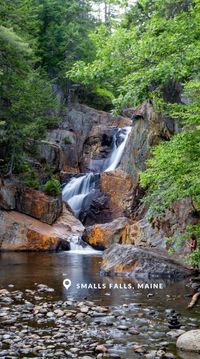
[0,251,199,359]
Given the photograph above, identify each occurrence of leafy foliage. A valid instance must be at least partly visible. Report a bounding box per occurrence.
[67,0,200,109]
[140,80,200,265]
[35,0,95,78]
[44,178,61,196]
[0,25,57,175]
[0,0,97,174]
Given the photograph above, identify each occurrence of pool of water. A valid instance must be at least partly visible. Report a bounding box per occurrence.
[0,251,200,359]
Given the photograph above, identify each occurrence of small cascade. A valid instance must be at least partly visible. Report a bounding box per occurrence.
[104,126,132,172]
[62,126,132,253]
[69,235,97,254]
[62,173,95,217]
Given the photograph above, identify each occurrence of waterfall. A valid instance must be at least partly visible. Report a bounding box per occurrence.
[104,126,132,172]
[69,235,97,254]
[62,126,131,253]
[62,173,95,217]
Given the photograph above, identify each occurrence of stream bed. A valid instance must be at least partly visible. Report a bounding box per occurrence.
[0,251,200,359]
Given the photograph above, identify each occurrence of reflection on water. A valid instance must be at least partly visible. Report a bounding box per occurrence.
[0,251,198,311]
[0,252,200,359]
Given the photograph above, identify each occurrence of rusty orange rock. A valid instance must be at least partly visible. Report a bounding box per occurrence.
[83,217,133,249]
[16,188,62,225]
[0,205,84,251]
[100,170,134,217]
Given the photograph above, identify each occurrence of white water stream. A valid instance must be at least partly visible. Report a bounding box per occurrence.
[62,172,95,217]
[104,126,131,172]
[69,235,98,254]
[62,126,131,251]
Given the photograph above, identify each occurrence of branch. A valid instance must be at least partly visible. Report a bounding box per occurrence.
[187,292,200,309]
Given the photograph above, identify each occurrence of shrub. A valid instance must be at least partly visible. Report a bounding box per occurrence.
[44,178,61,196]
[23,170,40,189]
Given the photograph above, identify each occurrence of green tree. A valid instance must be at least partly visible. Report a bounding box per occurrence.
[0,0,40,47]
[68,0,200,110]
[35,0,95,79]
[0,26,56,175]
[140,80,200,265]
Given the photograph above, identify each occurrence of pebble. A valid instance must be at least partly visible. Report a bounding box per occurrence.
[166,329,185,338]
[96,344,108,353]
[0,285,199,359]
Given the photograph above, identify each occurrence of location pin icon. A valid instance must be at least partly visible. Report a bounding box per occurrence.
[63,278,72,290]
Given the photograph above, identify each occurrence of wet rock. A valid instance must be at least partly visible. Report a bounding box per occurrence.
[79,190,112,226]
[156,349,166,358]
[145,350,157,359]
[16,187,62,225]
[61,104,131,170]
[133,344,145,354]
[83,217,131,249]
[164,354,176,359]
[117,325,128,330]
[101,244,193,278]
[167,329,185,338]
[37,284,55,293]
[95,344,108,353]
[128,327,139,335]
[0,205,83,251]
[100,170,134,217]
[80,306,89,314]
[176,329,200,352]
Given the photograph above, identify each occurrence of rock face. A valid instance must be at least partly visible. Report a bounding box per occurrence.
[176,330,200,352]
[101,244,192,278]
[61,104,132,169]
[36,140,62,172]
[130,198,200,254]
[1,101,194,257]
[79,189,111,226]
[46,129,78,172]
[119,100,170,179]
[16,188,62,225]
[100,170,134,217]
[0,180,16,210]
[83,217,133,249]
[0,205,84,251]
[36,104,132,173]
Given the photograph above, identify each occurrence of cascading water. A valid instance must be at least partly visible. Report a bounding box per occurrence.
[104,126,132,172]
[69,235,97,254]
[62,126,132,252]
[62,173,95,217]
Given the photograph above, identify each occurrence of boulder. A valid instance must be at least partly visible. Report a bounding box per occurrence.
[0,205,84,251]
[100,170,134,217]
[101,244,192,279]
[53,204,84,240]
[0,180,16,210]
[16,188,62,225]
[130,198,200,255]
[46,129,79,171]
[36,140,62,171]
[81,126,114,172]
[83,217,132,249]
[79,189,112,226]
[176,330,200,352]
